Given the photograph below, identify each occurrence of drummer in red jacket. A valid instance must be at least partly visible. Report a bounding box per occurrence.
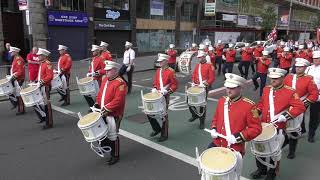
[94,61,127,165]
[283,58,318,159]
[35,48,54,130]
[208,73,262,157]
[188,51,215,129]
[57,45,72,106]
[251,68,305,180]
[8,47,25,115]
[148,53,178,142]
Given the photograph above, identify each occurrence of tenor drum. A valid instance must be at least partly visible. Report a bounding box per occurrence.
[199,147,238,180]
[286,113,303,133]
[177,51,197,75]
[20,86,43,107]
[187,86,206,106]
[251,123,280,157]
[51,74,63,90]
[142,92,166,115]
[77,112,108,143]
[0,78,13,96]
[77,77,97,96]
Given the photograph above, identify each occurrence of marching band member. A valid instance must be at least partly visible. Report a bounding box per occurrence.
[207,46,216,68]
[148,53,178,142]
[8,47,25,115]
[188,51,215,129]
[252,41,264,73]
[283,58,318,159]
[190,43,198,51]
[26,47,39,82]
[306,43,314,63]
[35,48,54,129]
[277,47,292,75]
[215,40,224,75]
[252,51,271,96]
[222,44,236,74]
[119,41,135,94]
[100,41,112,61]
[166,44,177,70]
[204,42,210,52]
[251,68,305,180]
[208,73,262,156]
[274,41,285,67]
[238,43,253,79]
[57,45,72,106]
[305,51,320,142]
[83,45,105,108]
[94,61,127,165]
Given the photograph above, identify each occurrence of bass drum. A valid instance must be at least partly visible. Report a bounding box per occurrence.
[177,51,198,75]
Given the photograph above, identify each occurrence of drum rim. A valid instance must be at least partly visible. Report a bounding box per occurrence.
[199,147,237,174]
[20,86,40,94]
[254,123,277,142]
[0,78,10,86]
[187,87,205,94]
[143,92,163,101]
[82,127,109,143]
[78,112,103,128]
[78,77,94,85]
[251,146,281,157]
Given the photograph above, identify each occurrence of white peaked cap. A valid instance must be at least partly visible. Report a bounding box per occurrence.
[91,45,100,52]
[197,51,207,58]
[224,73,246,88]
[125,41,132,47]
[9,46,20,53]
[295,58,310,67]
[268,68,287,78]
[36,48,51,56]
[100,41,109,47]
[169,44,175,48]
[157,53,169,62]
[58,45,68,51]
[104,61,121,70]
[313,51,320,59]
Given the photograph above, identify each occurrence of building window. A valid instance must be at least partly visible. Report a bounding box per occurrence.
[52,0,86,11]
[94,0,129,10]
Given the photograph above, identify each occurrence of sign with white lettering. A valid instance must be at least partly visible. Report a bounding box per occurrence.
[94,21,131,30]
[47,11,88,27]
[95,8,130,21]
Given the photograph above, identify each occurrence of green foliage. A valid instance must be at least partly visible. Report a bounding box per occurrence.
[311,13,320,29]
[260,6,277,33]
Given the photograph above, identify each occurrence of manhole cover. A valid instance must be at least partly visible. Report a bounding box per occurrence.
[126,113,149,124]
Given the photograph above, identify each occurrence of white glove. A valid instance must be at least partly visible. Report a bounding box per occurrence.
[191,82,196,87]
[222,55,226,60]
[151,88,158,93]
[277,115,287,122]
[126,65,131,72]
[53,69,59,74]
[198,83,206,88]
[160,89,168,95]
[86,72,95,77]
[210,129,218,139]
[226,135,237,145]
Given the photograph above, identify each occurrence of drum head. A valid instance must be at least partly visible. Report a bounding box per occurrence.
[79,77,93,84]
[0,78,9,85]
[254,123,276,141]
[21,86,38,94]
[201,147,237,173]
[78,112,101,127]
[143,92,161,100]
[187,86,204,94]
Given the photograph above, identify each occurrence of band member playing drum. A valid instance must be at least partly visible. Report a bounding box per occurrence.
[8,47,25,115]
[57,45,72,106]
[35,48,54,129]
[100,41,112,62]
[208,73,262,156]
[187,51,215,129]
[251,68,305,180]
[283,58,318,159]
[166,44,177,70]
[277,47,292,75]
[252,51,272,96]
[84,45,105,108]
[148,53,178,142]
[94,61,127,165]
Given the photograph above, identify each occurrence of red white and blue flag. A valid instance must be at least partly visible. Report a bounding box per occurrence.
[267,27,277,42]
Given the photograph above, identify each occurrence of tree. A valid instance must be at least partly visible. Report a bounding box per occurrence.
[311,13,320,29]
[260,7,277,33]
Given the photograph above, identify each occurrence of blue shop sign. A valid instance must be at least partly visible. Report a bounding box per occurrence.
[48,11,88,27]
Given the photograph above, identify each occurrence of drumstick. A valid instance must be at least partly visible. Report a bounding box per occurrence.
[204,129,227,140]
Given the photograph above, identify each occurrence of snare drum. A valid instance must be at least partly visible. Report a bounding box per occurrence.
[77,112,108,143]
[142,92,166,115]
[199,147,238,180]
[20,86,43,107]
[77,77,97,96]
[0,78,13,96]
[286,113,303,133]
[251,123,280,157]
[186,86,206,106]
[177,51,197,75]
[51,74,63,90]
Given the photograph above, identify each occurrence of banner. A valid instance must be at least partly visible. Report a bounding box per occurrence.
[222,14,237,22]
[279,7,289,26]
[317,28,320,45]
[204,0,216,16]
[48,11,88,27]
[237,15,248,26]
[17,0,28,10]
[150,0,164,16]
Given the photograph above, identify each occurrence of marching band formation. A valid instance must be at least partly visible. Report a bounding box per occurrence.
[0,38,320,180]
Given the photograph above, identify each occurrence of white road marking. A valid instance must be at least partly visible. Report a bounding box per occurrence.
[141,78,152,81]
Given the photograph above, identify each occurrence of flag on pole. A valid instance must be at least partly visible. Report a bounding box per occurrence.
[267,27,277,42]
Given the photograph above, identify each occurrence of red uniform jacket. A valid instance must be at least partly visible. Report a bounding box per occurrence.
[284,74,319,103]
[225,49,236,63]
[215,45,224,57]
[88,56,106,84]
[278,53,293,69]
[241,48,253,61]
[306,49,313,63]
[208,52,216,66]
[96,76,127,117]
[58,53,72,74]
[192,62,215,86]
[255,57,271,74]
[153,67,178,93]
[275,47,284,58]
[211,96,262,155]
[167,49,177,64]
[257,85,306,129]
[294,50,308,60]
[101,51,112,61]
[39,60,54,86]
[11,56,25,81]
[27,53,39,81]
[253,46,264,58]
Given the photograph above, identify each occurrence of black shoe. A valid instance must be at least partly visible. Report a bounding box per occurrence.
[199,123,204,129]
[250,169,267,179]
[37,119,45,124]
[11,105,17,110]
[108,157,119,165]
[158,136,168,142]
[58,97,64,102]
[42,125,53,130]
[287,152,295,159]
[308,136,315,143]
[16,111,25,116]
[265,173,276,180]
[61,102,70,106]
[150,131,160,137]
[188,116,197,122]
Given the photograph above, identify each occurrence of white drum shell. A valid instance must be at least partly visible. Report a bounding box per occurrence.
[0,79,14,96]
[177,51,197,75]
[77,78,97,96]
[286,113,303,133]
[251,130,280,157]
[51,74,63,90]
[143,95,166,115]
[20,87,43,107]
[187,87,206,106]
[78,114,108,143]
